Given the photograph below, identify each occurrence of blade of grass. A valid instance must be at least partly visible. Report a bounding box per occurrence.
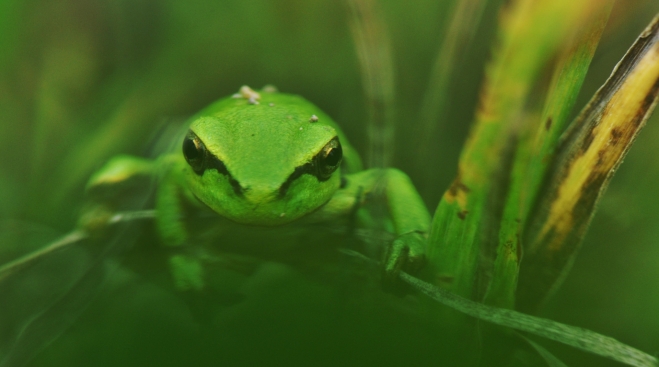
[519,13,659,312]
[425,0,599,300]
[483,2,613,308]
[519,334,570,367]
[400,272,658,367]
[0,211,155,282]
[341,248,658,367]
[523,5,614,223]
[0,210,155,367]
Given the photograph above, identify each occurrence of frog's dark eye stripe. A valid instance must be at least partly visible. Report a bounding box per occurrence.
[278,162,314,197]
[279,137,343,197]
[206,155,243,196]
[182,130,243,195]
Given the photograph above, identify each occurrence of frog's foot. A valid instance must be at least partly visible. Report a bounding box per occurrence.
[382,231,426,294]
[169,254,205,291]
[76,203,117,239]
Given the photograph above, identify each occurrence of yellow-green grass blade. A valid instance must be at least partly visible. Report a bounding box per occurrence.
[522,4,613,223]
[518,13,659,312]
[483,3,613,308]
[346,0,396,169]
[425,0,599,300]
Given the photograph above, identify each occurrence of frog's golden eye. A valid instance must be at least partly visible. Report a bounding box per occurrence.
[182,131,207,174]
[316,137,342,180]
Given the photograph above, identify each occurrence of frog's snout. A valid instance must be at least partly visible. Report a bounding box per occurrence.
[242,184,279,205]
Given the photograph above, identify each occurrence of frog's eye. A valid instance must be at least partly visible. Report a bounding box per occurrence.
[182,131,207,174]
[316,137,342,179]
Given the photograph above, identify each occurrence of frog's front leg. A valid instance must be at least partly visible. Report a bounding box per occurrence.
[377,169,431,288]
[156,160,206,291]
[314,168,431,289]
[80,155,205,291]
[78,154,155,234]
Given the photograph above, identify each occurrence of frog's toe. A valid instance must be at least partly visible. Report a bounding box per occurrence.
[382,232,427,294]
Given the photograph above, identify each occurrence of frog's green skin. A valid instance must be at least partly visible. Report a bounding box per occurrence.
[82,87,431,291]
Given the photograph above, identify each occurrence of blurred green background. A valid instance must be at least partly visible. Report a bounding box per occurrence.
[1,0,659,365]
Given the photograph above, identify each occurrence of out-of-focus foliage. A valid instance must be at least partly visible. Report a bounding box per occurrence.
[1,0,659,366]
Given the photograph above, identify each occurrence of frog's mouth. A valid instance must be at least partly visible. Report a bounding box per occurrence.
[191,190,309,227]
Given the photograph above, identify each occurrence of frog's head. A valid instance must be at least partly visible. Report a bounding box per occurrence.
[181,91,344,226]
